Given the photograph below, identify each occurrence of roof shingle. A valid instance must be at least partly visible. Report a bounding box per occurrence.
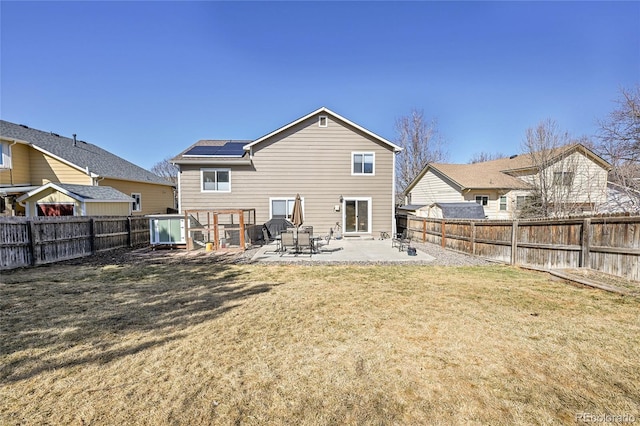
[1,120,173,187]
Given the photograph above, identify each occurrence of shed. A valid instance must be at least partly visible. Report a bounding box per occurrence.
[425,202,487,219]
[17,183,132,217]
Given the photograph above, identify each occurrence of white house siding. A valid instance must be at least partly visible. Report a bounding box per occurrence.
[179,114,396,236]
[408,169,463,205]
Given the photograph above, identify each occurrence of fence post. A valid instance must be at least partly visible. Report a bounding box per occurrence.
[89,218,96,254]
[422,218,426,242]
[581,218,591,268]
[471,221,476,255]
[27,219,37,266]
[127,217,132,247]
[441,220,446,249]
[239,211,246,250]
[510,220,518,265]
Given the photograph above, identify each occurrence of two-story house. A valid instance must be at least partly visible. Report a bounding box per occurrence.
[172,107,402,238]
[404,144,611,219]
[0,120,175,217]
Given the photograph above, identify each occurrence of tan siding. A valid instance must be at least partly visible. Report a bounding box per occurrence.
[1,142,33,185]
[409,169,463,205]
[101,178,174,216]
[180,115,395,235]
[85,202,131,216]
[29,150,91,185]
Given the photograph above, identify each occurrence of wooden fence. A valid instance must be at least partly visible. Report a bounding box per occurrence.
[0,216,150,270]
[404,215,640,281]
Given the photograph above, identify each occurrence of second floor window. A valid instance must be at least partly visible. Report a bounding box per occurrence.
[201,169,231,192]
[553,171,574,186]
[352,152,374,175]
[499,196,507,211]
[475,195,489,206]
[131,193,142,212]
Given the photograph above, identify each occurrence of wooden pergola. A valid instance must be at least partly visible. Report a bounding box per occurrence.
[184,209,256,251]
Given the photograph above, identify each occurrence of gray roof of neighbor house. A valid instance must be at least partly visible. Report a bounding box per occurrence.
[431,202,486,219]
[54,184,132,201]
[0,120,173,187]
[17,183,132,202]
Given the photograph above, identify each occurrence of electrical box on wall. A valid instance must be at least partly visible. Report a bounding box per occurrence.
[334,204,340,212]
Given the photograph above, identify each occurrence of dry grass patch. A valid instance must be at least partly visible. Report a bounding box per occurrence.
[1,257,639,425]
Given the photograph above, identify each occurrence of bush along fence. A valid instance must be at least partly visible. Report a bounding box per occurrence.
[404,215,640,282]
[0,216,150,270]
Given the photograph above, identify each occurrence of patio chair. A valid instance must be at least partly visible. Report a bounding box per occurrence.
[280,231,296,256]
[392,229,411,252]
[296,231,313,257]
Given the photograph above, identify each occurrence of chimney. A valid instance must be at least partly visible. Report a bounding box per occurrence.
[73,134,77,147]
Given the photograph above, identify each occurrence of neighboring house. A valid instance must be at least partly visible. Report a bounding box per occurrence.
[172,107,402,238]
[597,182,640,215]
[404,144,610,219]
[0,120,175,216]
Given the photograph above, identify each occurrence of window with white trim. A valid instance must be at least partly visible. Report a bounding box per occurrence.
[0,142,11,169]
[352,152,374,175]
[131,193,142,212]
[475,195,489,206]
[319,115,328,127]
[499,196,507,211]
[516,196,531,210]
[201,168,231,192]
[553,171,574,186]
[270,197,300,220]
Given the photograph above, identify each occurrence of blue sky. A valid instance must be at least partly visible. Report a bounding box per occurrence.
[1,1,638,170]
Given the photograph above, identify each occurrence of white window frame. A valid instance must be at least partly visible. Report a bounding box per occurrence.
[499,195,508,211]
[200,168,231,193]
[0,142,11,169]
[475,195,489,206]
[351,152,375,176]
[553,171,574,186]
[516,195,531,210]
[131,193,142,212]
[269,197,303,220]
[318,115,328,127]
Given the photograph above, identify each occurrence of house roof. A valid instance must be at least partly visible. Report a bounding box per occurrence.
[17,183,132,203]
[1,120,173,187]
[405,143,611,194]
[431,202,486,219]
[172,107,402,165]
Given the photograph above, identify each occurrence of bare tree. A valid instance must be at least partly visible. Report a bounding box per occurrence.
[595,85,640,211]
[518,119,603,218]
[150,157,179,186]
[395,108,448,197]
[467,151,507,164]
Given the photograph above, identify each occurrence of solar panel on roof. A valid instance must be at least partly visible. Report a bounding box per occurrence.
[184,142,246,157]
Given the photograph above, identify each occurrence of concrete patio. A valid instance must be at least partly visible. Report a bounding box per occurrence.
[250,237,435,263]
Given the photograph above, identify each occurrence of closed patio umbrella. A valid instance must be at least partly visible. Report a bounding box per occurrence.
[291,193,304,228]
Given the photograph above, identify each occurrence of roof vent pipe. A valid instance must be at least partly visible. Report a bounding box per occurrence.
[73,134,77,147]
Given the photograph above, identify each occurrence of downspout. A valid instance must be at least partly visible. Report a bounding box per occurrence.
[392,150,398,236]
[176,164,182,213]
